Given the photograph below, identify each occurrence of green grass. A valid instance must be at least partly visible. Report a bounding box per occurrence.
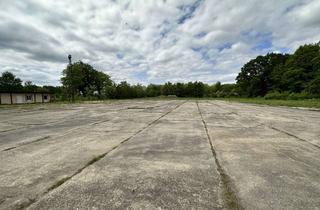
[218,98,320,109]
[2,97,320,109]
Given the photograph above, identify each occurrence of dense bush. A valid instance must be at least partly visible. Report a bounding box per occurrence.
[264,91,319,100]
[264,92,290,100]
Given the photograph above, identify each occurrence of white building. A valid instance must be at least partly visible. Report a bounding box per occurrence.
[0,92,51,104]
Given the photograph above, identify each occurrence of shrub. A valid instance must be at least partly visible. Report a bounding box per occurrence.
[287,92,319,100]
[265,91,319,100]
[264,91,290,100]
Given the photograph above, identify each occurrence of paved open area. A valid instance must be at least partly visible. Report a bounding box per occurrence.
[0,100,319,210]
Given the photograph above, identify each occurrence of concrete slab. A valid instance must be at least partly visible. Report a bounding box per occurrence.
[198,101,320,210]
[0,100,184,209]
[29,102,223,209]
[0,100,319,210]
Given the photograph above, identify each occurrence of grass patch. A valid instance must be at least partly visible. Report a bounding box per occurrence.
[46,177,71,192]
[2,97,320,109]
[218,98,320,109]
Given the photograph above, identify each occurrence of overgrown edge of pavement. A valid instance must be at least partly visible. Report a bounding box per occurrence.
[20,101,186,210]
[196,101,244,210]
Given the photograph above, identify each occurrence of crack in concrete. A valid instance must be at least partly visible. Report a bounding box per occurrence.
[1,117,112,152]
[208,101,320,150]
[22,101,186,209]
[208,124,264,129]
[0,110,116,135]
[269,126,320,150]
[2,136,51,152]
[127,106,154,110]
[0,128,19,133]
[1,102,176,153]
[196,101,244,210]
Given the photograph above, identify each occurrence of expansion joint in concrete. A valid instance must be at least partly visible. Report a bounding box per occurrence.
[22,101,186,209]
[196,101,244,210]
[269,126,320,150]
[2,136,51,152]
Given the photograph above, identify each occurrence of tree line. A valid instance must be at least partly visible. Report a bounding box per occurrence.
[236,42,320,99]
[60,61,242,100]
[1,41,319,101]
[0,71,61,94]
[59,61,240,100]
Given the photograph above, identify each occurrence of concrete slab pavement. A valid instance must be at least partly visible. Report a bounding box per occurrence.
[0,100,319,210]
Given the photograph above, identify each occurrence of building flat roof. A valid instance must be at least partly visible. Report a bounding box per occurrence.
[0,91,51,94]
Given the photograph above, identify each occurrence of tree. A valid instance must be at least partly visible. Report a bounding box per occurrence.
[236,53,289,97]
[280,67,308,93]
[61,63,83,101]
[115,81,133,99]
[307,73,320,95]
[192,81,205,97]
[61,61,112,101]
[95,71,112,96]
[162,82,175,96]
[24,81,39,92]
[102,82,116,99]
[285,43,320,71]
[0,71,23,91]
[132,84,146,98]
[277,43,320,93]
[175,82,186,97]
[146,84,161,97]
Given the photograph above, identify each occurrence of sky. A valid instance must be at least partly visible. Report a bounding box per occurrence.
[0,0,320,86]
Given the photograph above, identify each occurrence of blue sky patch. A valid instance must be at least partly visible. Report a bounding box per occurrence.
[177,0,203,24]
[195,31,207,38]
[218,43,232,52]
[254,39,272,50]
[116,52,124,59]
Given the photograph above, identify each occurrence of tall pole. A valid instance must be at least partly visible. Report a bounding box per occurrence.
[68,54,74,102]
[68,54,72,65]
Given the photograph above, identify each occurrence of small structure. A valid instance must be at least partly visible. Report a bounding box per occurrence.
[0,91,51,104]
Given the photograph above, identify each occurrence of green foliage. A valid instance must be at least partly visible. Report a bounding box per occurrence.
[264,91,290,100]
[285,43,320,71]
[264,91,319,100]
[307,73,320,94]
[221,97,320,109]
[159,81,205,97]
[133,84,146,98]
[281,68,308,92]
[189,81,205,97]
[24,81,40,92]
[61,61,112,101]
[146,84,161,97]
[115,81,135,99]
[161,82,176,96]
[287,92,317,100]
[236,53,289,96]
[102,83,116,99]
[203,82,239,98]
[0,71,23,91]
[236,42,320,98]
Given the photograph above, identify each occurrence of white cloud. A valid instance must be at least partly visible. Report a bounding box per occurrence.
[0,0,319,85]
